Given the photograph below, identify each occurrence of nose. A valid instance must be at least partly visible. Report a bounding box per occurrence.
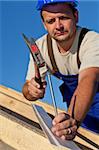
[55,18,63,30]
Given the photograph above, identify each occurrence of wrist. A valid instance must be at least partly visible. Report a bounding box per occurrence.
[75,119,81,128]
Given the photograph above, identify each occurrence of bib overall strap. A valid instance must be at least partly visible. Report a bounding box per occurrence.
[47,34,59,73]
[77,28,89,68]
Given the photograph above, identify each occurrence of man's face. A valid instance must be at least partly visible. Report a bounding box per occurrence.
[42,4,78,42]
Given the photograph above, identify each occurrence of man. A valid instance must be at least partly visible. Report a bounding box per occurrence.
[22,0,99,140]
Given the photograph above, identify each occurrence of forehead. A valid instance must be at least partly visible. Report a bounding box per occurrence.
[42,11,72,20]
[42,3,73,14]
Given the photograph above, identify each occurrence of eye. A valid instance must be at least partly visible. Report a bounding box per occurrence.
[46,18,55,24]
[59,16,70,20]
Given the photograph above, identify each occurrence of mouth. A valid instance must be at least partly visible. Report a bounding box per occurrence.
[55,31,68,36]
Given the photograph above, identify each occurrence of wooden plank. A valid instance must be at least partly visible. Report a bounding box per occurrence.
[0,85,61,117]
[32,104,81,150]
[0,85,99,150]
[0,109,71,150]
[77,127,99,145]
[0,141,16,150]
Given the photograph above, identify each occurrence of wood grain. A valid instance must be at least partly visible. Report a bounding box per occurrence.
[0,84,99,150]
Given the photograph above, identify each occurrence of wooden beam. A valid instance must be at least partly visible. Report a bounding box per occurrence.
[0,108,72,150]
[0,85,99,150]
[0,85,60,121]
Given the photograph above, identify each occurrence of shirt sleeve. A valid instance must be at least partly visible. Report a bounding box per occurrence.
[79,31,99,72]
[26,54,35,81]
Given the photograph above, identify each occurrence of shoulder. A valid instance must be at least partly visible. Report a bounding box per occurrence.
[86,29,99,36]
[81,29,99,46]
[79,29,99,54]
[36,34,48,48]
[79,29,99,71]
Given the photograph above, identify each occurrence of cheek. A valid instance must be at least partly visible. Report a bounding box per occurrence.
[67,20,76,31]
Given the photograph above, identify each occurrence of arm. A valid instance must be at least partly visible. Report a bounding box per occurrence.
[68,67,99,122]
[69,31,99,122]
[51,67,99,140]
[51,32,99,139]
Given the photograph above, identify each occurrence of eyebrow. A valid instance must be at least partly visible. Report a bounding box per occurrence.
[44,13,72,20]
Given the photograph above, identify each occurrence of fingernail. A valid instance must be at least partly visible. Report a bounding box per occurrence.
[61,135,65,140]
[37,84,40,88]
[43,85,46,88]
[51,127,56,133]
[51,127,54,132]
[52,120,56,125]
[56,131,59,136]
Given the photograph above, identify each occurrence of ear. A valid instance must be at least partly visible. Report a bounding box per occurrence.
[42,20,47,31]
[74,10,78,23]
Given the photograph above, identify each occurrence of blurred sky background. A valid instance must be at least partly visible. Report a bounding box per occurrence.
[0,0,99,110]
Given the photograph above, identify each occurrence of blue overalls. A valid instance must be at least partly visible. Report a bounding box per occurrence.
[54,72,99,133]
[47,28,99,133]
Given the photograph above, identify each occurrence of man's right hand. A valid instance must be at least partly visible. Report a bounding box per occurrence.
[22,78,47,101]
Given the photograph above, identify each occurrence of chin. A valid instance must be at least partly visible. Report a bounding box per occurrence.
[55,35,70,41]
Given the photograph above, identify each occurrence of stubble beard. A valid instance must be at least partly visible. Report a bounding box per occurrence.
[55,35,71,43]
[52,30,75,44]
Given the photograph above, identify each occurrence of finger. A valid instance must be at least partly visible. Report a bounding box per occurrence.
[29,78,40,88]
[53,125,77,137]
[60,127,77,140]
[64,130,77,140]
[61,133,76,140]
[54,129,71,137]
[28,81,41,93]
[52,113,68,125]
[42,80,47,88]
[28,89,43,98]
[28,86,45,98]
[28,81,45,97]
[52,117,76,132]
